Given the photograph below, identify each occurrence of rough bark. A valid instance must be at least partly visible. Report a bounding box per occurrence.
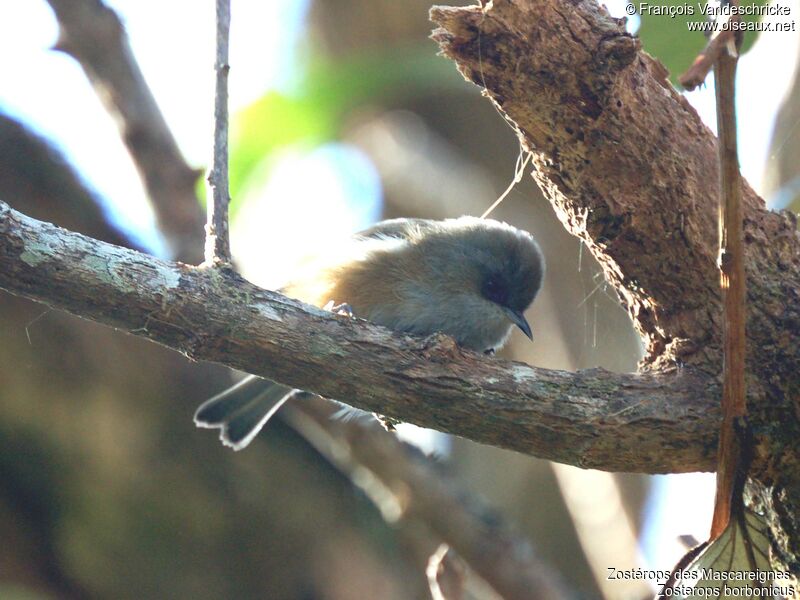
[0,199,721,473]
[430,0,800,567]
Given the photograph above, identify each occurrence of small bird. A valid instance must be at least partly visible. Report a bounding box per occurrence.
[194,216,545,449]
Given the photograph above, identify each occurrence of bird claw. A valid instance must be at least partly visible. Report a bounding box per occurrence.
[421,333,462,360]
[323,301,355,318]
[375,413,400,432]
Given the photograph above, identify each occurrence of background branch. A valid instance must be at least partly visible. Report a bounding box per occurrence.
[427,545,466,600]
[288,397,573,600]
[45,0,205,264]
[0,199,720,473]
[0,113,132,249]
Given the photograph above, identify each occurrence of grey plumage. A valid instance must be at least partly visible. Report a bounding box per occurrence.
[194,216,545,450]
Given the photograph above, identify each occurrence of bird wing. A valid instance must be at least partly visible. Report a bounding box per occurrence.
[281,218,440,309]
[354,218,438,242]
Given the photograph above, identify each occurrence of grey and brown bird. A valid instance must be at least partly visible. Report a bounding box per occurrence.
[195,216,545,449]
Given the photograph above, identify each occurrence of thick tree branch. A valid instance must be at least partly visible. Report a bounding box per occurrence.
[46,0,205,264]
[429,0,800,487]
[0,200,719,473]
[430,1,799,374]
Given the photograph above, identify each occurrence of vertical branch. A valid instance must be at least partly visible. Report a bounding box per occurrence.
[710,34,747,539]
[205,0,232,266]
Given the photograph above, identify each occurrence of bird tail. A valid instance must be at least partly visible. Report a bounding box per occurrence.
[194,375,296,450]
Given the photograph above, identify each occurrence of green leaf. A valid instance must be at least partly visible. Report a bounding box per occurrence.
[228,49,463,214]
[659,509,789,599]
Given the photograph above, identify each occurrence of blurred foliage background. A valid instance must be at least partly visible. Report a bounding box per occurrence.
[0,0,798,598]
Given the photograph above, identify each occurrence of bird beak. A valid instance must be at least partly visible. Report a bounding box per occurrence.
[502,307,533,341]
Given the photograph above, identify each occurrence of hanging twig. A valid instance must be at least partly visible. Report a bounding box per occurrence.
[709,23,747,539]
[205,0,232,266]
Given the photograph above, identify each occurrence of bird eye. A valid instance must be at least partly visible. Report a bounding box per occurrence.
[483,276,508,305]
